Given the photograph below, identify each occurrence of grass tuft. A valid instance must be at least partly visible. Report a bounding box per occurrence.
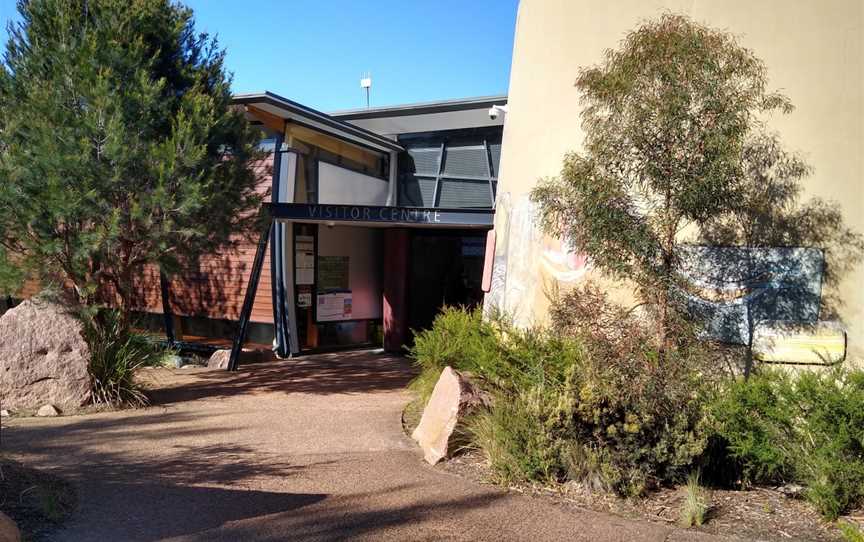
[838,521,864,542]
[82,310,173,407]
[679,471,710,528]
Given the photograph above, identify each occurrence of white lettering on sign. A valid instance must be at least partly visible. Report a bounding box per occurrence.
[304,205,447,224]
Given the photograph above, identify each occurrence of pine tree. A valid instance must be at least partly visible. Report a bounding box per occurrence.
[0,0,264,326]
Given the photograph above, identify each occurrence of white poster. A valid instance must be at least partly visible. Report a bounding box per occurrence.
[317,292,353,322]
[295,235,315,285]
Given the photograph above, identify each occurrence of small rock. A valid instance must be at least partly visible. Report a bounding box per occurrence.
[0,511,21,542]
[207,349,231,370]
[36,404,60,417]
[167,354,183,368]
[0,409,10,417]
[778,484,805,498]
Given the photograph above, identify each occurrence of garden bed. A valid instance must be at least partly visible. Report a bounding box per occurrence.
[0,456,76,541]
[440,450,863,542]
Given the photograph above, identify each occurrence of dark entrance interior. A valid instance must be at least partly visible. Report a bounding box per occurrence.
[406,230,486,341]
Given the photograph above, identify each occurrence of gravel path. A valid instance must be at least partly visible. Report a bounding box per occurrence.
[2,350,731,541]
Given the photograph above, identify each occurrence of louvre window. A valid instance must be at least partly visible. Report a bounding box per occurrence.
[399,176,438,207]
[442,146,489,178]
[489,143,502,177]
[397,128,501,209]
[438,179,492,208]
[407,147,442,176]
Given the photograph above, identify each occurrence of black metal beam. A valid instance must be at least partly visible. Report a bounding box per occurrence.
[228,221,272,371]
[159,270,176,345]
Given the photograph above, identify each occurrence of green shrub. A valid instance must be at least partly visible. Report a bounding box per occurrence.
[468,332,588,484]
[710,368,864,519]
[408,307,502,405]
[470,391,567,484]
[550,284,716,495]
[411,295,715,497]
[82,310,170,407]
[567,339,713,496]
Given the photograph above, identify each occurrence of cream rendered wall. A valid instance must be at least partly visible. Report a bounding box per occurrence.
[489,0,864,361]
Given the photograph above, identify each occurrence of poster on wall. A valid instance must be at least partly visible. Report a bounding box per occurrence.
[297,285,312,308]
[317,256,349,290]
[295,235,315,285]
[317,291,353,322]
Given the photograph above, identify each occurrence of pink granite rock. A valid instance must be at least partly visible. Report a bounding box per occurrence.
[412,366,485,465]
[0,299,91,412]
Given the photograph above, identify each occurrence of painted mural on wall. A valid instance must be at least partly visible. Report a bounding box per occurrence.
[485,193,590,326]
[679,245,846,363]
[486,199,846,363]
[679,246,824,345]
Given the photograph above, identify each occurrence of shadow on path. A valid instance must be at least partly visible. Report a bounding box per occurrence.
[148,349,417,406]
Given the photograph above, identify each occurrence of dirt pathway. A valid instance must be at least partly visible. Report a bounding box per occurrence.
[2,350,729,541]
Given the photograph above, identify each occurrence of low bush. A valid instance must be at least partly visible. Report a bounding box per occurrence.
[81,310,171,407]
[410,287,717,496]
[410,295,864,519]
[408,307,502,406]
[710,368,864,519]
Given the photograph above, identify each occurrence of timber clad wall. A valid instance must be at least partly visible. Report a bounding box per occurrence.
[129,154,275,324]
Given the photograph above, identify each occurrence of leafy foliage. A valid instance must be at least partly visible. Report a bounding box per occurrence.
[699,132,864,318]
[530,14,795,352]
[0,0,264,322]
[710,368,864,519]
[411,301,716,496]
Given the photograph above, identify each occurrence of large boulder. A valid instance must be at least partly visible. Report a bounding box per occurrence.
[0,511,20,542]
[0,299,91,412]
[412,366,486,465]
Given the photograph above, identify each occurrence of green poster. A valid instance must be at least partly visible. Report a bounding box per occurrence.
[317,256,349,292]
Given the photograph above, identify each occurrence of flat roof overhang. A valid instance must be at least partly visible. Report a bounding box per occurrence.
[266,203,493,229]
[234,91,403,154]
[330,94,508,120]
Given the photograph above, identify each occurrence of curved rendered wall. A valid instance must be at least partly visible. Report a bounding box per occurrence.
[488,0,864,364]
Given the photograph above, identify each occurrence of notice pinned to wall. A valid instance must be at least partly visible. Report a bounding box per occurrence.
[317,291,353,322]
[297,285,313,308]
[317,256,349,291]
[295,235,315,285]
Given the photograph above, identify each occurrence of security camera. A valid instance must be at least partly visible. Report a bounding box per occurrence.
[488,104,508,120]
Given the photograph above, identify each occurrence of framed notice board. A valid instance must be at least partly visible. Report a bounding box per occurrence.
[317,256,349,291]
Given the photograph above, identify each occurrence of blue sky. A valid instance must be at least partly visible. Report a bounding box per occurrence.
[0,0,518,112]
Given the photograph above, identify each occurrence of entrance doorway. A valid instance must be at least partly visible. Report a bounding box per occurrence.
[406,230,486,341]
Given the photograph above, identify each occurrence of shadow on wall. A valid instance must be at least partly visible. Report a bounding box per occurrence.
[120,248,253,323]
[692,133,864,364]
[678,245,847,365]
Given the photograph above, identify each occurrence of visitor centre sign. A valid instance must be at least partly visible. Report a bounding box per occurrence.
[267,203,494,228]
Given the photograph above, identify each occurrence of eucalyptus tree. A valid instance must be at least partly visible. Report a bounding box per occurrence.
[532,14,795,356]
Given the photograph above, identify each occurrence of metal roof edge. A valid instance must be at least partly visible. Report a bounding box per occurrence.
[233,91,403,152]
[329,94,509,120]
